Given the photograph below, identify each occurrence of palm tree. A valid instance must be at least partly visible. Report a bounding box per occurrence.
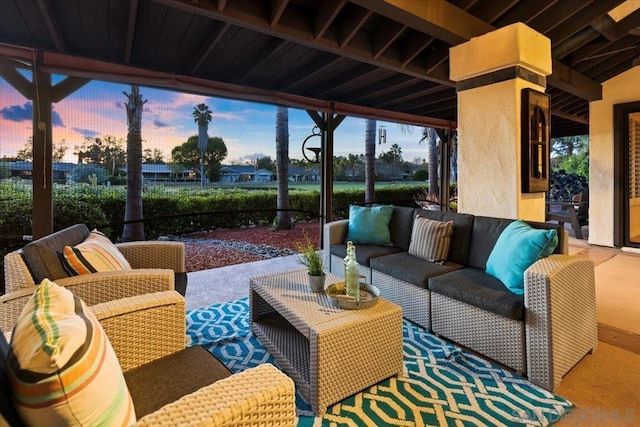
[420,127,439,198]
[364,119,376,204]
[275,106,291,229]
[122,85,147,242]
[193,103,212,187]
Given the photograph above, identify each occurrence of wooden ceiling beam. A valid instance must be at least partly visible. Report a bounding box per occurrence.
[315,66,382,97]
[551,109,589,124]
[591,9,640,41]
[546,0,625,46]
[373,21,406,59]
[469,0,519,24]
[0,58,34,99]
[528,0,593,35]
[186,21,230,75]
[216,0,227,13]
[400,32,433,67]
[314,0,346,40]
[233,39,289,85]
[270,0,288,27]
[346,74,417,103]
[281,55,345,91]
[157,0,455,86]
[124,0,140,64]
[377,84,450,109]
[51,76,91,103]
[36,0,66,52]
[495,0,558,26]
[552,27,599,60]
[338,6,371,48]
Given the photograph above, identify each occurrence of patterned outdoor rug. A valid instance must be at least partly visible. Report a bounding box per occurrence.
[186,298,573,426]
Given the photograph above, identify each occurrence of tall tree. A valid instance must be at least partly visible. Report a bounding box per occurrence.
[74,135,126,178]
[364,119,376,204]
[122,85,146,242]
[193,103,212,187]
[420,127,440,198]
[171,135,228,180]
[275,106,291,229]
[17,137,67,162]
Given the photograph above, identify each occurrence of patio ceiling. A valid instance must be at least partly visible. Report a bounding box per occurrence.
[1,0,640,137]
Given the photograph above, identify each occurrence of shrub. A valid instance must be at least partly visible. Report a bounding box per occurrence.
[71,164,108,184]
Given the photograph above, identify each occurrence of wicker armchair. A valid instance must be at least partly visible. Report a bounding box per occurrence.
[0,288,296,426]
[3,224,187,300]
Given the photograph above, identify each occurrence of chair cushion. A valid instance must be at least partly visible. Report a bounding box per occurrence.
[21,224,90,284]
[428,268,525,320]
[60,229,131,275]
[7,280,136,426]
[345,204,394,246]
[370,252,463,289]
[408,216,454,264]
[124,345,232,419]
[485,220,558,295]
[387,206,416,250]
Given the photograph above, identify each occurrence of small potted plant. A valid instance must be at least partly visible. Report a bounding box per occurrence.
[414,188,440,210]
[295,235,325,292]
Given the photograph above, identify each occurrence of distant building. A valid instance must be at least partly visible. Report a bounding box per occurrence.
[288,165,320,182]
[220,165,274,183]
[9,161,76,181]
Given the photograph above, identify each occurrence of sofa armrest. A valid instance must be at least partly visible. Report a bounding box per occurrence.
[54,269,175,306]
[116,241,185,272]
[323,219,348,265]
[524,254,597,391]
[3,250,36,293]
[0,286,39,338]
[134,363,296,427]
[92,291,186,372]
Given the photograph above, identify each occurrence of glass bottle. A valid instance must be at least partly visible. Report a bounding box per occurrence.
[344,241,360,302]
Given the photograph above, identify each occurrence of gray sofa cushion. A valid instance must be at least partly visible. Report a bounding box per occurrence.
[370,252,463,289]
[330,243,403,267]
[21,224,91,283]
[428,268,525,320]
[467,217,566,270]
[414,209,474,265]
[388,206,416,250]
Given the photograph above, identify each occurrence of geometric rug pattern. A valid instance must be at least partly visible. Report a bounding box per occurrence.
[187,298,573,426]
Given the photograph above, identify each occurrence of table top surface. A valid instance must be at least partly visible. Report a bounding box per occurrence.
[250,268,401,333]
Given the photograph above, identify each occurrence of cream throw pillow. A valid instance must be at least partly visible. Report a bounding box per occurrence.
[60,229,131,275]
[408,216,454,264]
[7,279,136,425]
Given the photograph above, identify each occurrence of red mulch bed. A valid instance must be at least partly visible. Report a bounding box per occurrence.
[182,221,320,272]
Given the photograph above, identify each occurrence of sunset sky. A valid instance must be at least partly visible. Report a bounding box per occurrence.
[1,74,429,165]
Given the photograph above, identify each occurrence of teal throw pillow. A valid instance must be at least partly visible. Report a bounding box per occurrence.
[345,205,394,246]
[485,220,558,295]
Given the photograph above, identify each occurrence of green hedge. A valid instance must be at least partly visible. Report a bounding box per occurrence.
[0,182,428,241]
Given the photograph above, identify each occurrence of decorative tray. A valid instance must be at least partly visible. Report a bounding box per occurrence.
[325,281,380,310]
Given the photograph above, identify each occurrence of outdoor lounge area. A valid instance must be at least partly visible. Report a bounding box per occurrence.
[2,0,640,426]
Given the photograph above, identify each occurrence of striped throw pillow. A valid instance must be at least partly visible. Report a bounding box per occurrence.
[60,229,131,275]
[408,216,454,264]
[7,279,136,426]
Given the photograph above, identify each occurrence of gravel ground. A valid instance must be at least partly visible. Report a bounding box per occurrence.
[178,221,320,272]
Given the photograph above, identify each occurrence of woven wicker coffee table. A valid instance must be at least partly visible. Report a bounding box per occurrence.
[250,268,403,415]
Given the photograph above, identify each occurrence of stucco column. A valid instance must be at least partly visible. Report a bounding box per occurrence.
[450,23,551,221]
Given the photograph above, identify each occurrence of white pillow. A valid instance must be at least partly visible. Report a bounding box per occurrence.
[408,216,454,264]
[8,279,136,425]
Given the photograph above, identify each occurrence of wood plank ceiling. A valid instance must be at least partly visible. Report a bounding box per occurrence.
[1,0,639,137]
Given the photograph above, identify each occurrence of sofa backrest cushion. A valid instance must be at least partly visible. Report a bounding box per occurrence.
[388,206,416,250]
[467,217,566,270]
[414,209,474,265]
[21,224,91,284]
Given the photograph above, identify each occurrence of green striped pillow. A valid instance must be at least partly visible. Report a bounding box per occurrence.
[408,216,454,264]
[60,229,131,275]
[7,279,136,425]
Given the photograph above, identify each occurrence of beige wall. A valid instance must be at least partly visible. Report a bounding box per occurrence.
[457,79,546,220]
[590,66,640,247]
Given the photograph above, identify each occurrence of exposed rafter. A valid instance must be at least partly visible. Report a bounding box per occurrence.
[124,0,140,64]
[36,0,66,52]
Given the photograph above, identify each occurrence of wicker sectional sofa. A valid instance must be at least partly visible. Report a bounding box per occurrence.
[323,206,597,391]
